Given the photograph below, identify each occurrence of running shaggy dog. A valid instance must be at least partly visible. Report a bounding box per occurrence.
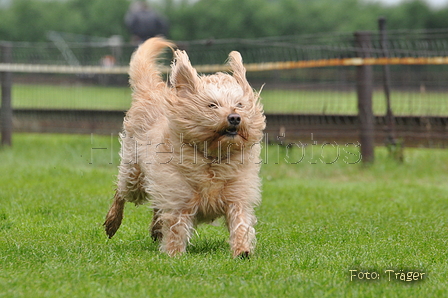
[104,37,266,258]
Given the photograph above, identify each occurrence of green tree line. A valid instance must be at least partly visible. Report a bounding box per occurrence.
[0,0,447,42]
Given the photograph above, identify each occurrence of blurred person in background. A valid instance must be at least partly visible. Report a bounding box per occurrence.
[125,1,169,45]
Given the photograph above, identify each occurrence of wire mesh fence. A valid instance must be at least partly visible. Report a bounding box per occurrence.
[7,28,448,64]
[1,29,447,147]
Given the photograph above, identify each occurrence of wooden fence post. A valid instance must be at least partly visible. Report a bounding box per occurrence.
[354,31,374,163]
[1,42,13,147]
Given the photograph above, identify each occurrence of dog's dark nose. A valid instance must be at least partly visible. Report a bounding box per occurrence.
[227,113,241,126]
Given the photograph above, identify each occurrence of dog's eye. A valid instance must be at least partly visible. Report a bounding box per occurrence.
[208,103,218,109]
[236,103,243,108]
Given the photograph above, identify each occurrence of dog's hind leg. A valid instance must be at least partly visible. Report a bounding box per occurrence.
[104,191,126,238]
[150,208,163,241]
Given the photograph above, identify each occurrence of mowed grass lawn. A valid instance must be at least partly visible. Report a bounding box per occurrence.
[10,83,448,116]
[0,134,447,297]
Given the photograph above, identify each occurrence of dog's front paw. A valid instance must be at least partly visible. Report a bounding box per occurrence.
[233,249,251,259]
[164,246,186,257]
[239,251,251,259]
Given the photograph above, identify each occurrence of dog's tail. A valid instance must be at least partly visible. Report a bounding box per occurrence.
[128,37,175,101]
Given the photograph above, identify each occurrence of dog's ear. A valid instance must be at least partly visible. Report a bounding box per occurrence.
[170,50,199,95]
[228,51,252,96]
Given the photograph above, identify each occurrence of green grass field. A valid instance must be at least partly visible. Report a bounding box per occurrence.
[10,83,448,116]
[1,134,447,297]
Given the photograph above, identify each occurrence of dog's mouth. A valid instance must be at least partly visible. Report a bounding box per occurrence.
[221,126,239,137]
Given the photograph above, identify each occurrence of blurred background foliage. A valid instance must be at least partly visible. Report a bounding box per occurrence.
[0,0,447,42]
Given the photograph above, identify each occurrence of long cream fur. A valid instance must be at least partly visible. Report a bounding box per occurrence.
[104,37,266,257]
